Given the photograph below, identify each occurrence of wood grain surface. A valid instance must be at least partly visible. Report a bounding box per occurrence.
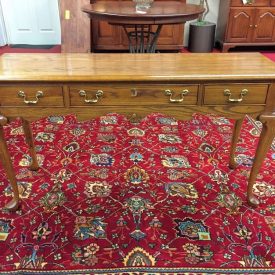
[82,1,204,24]
[0,53,275,82]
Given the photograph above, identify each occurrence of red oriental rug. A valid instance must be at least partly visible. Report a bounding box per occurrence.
[0,113,274,275]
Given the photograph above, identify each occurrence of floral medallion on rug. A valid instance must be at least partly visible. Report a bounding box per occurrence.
[0,113,274,275]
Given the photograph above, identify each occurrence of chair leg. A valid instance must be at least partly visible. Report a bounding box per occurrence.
[21,118,39,171]
[229,118,244,169]
[0,117,20,211]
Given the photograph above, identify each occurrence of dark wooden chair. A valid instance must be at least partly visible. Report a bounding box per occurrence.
[0,115,39,211]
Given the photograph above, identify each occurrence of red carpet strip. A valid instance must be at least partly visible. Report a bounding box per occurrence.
[0,45,61,55]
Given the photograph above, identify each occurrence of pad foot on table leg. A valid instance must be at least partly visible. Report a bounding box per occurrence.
[247,194,259,207]
[4,197,20,211]
[229,161,238,170]
[29,159,39,171]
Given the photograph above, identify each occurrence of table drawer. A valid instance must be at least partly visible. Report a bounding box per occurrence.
[0,86,64,107]
[203,84,268,105]
[69,84,199,106]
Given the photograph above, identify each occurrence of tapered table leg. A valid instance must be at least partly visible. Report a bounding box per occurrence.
[22,118,39,171]
[0,116,20,211]
[229,118,244,169]
[0,116,39,211]
[247,115,275,207]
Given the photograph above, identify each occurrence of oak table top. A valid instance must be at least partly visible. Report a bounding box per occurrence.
[0,53,275,82]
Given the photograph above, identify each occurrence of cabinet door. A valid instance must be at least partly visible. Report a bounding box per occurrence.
[156,24,184,50]
[2,0,61,45]
[92,21,122,50]
[253,8,275,42]
[226,8,254,43]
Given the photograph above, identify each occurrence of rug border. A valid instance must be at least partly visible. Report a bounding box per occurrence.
[0,267,274,275]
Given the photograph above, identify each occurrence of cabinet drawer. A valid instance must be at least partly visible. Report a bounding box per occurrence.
[231,0,270,6]
[69,84,198,106]
[203,84,268,105]
[0,86,64,107]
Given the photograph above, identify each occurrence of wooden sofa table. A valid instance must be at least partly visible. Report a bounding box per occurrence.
[0,53,274,209]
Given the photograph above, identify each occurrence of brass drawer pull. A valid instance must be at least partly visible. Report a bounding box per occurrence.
[164,89,189,103]
[18,90,44,104]
[224,88,248,102]
[79,90,103,103]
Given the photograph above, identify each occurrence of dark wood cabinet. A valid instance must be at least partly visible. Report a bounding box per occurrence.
[217,0,275,52]
[91,0,186,51]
